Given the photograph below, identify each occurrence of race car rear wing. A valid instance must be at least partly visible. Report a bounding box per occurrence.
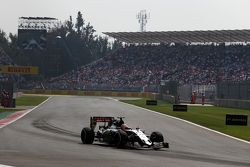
[90,116,114,130]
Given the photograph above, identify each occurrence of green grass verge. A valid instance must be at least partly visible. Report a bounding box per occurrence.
[0,95,49,119]
[121,99,250,142]
[0,109,19,119]
[15,95,49,106]
[0,111,15,119]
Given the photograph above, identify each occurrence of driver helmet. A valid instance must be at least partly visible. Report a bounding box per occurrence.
[121,124,129,131]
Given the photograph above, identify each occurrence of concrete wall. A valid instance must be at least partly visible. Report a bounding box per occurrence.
[20,89,154,98]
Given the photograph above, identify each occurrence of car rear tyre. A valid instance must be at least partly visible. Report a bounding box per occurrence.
[114,130,128,148]
[150,131,164,143]
[81,127,95,144]
[163,142,169,148]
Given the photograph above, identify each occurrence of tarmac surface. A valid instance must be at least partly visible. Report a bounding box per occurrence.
[0,96,249,167]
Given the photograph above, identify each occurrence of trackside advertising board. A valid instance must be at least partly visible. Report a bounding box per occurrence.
[0,66,39,74]
[146,100,158,105]
[173,105,188,112]
[226,114,248,126]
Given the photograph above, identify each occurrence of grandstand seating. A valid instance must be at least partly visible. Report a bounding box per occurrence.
[22,44,250,91]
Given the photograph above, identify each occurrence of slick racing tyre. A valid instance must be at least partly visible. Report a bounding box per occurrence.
[163,142,169,148]
[150,131,164,143]
[81,127,95,144]
[114,130,128,148]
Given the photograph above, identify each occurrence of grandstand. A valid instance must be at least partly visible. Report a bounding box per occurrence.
[20,30,250,98]
[11,29,250,108]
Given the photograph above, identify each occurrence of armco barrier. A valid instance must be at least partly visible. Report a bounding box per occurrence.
[84,91,95,96]
[114,92,125,97]
[215,99,250,110]
[20,89,155,98]
[67,90,77,95]
[101,91,112,96]
[45,90,52,94]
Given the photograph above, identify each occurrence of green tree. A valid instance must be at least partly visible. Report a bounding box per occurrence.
[0,29,9,49]
[83,22,96,46]
[0,11,116,79]
[66,16,74,33]
[111,39,123,50]
[7,33,18,63]
[75,11,84,36]
[9,33,18,47]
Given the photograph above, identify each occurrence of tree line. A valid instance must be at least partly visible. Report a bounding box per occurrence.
[0,11,122,79]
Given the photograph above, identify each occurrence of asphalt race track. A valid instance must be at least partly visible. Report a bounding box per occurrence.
[0,96,250,167]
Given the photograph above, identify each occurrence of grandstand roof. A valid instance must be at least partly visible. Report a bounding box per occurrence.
[19,17,57,20]
[103,29,250,43]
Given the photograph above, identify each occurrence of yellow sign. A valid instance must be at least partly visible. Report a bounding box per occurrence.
[0,66,39,74]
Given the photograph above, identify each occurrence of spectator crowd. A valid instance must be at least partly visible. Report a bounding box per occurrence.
[35,43,250,91]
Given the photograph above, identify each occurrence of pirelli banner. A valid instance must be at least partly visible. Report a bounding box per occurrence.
[0,66,39,75]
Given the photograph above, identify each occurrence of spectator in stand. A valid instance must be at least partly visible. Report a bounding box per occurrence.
[21,43,250,91]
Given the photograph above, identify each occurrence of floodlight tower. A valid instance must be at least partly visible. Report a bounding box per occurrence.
[137,10,150,32]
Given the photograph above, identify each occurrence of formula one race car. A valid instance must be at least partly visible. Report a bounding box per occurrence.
[81,116,169,150]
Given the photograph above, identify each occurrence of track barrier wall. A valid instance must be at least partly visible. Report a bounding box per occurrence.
[217,81,250,100]
[20,89,154,98]
[215,99,250,110]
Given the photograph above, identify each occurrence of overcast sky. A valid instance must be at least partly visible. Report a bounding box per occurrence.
[0,0,250,35]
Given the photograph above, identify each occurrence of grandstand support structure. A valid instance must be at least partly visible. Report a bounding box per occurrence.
[18,17,60,31]
[137,10,150,32]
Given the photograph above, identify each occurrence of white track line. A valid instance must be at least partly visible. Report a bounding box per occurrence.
[112,98,250,144]
[0,97,52,129]
[0,164,15,167]
[0,97,51,167]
